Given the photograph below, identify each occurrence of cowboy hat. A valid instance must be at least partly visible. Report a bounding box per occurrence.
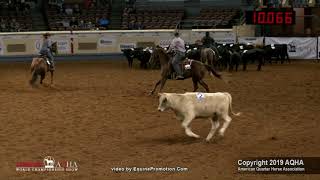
[43,32,51,37]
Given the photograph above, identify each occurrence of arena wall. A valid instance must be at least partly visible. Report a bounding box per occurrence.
[0,28,318,60]
[0,29,234,56]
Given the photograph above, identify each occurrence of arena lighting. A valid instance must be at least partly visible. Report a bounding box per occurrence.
[245,8,296,25]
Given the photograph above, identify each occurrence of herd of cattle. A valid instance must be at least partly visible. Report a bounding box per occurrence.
[121,42,290,71]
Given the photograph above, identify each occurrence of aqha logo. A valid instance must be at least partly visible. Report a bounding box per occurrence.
[285,159,304,166]
[16,156,78,172]
[43,156,55,169]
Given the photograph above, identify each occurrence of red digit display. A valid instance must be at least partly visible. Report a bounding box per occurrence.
[246,9,295,25]
[285,12,293,24]
[267,12,274,24]
[258,12,265,24]
[276,12,283,24]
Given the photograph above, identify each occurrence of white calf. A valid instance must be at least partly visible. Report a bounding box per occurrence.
[157,92,241,141]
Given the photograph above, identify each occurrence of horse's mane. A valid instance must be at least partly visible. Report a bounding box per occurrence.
[156,48,170,61]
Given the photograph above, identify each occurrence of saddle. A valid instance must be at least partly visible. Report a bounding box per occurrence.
[168,59,193,80]
[38,54,53,70]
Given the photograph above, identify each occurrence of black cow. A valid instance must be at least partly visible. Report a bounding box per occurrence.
[241,48,265,71]
[227,43,255,53]
[229,51,241,72]
[121,47,152,69]
[185,44,201,61]
[264,44,290,64]
[216,43,253,71]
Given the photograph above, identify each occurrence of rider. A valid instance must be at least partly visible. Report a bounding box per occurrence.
[201,31,215,48]
[167,32,186,80]
[40,33,55,70]
[201,31,220,60]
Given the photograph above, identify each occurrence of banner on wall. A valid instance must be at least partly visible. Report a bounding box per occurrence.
[0,37,4,55]
[119,43,136,50]
[55,39,70,53]
[98,36,116,47]
[35,38,70,54]
[35,39,43,53]
[265,37,317,59]
[238,37,264,45]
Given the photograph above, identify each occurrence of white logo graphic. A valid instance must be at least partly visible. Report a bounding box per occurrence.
[196,93,205,101]
[289,42,296,52]
[184,64,191,70]
[43,156,55,169]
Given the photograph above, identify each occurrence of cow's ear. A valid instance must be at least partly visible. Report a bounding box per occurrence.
[158,93,163,97]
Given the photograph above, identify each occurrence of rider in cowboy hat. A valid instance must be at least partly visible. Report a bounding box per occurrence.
[167,31,186,80]
[202,31,215,48]
[201,31,221,60]
[40,32,55,70]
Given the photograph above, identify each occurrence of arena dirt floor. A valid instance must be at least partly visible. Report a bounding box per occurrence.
[0,59,319,180]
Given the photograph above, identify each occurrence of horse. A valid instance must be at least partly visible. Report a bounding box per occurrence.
[186,46,218,69]
[149,47,222,94]
[29,42,57,86]
[200,48,217,68]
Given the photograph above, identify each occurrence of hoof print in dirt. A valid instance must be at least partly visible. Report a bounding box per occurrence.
[270,136,277,140]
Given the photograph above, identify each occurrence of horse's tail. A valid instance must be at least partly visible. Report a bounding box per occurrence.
[29,58,43,85]
[207,48,215,66]
[30,58,38,73]
[29,69,38,85]
[204,64,222,79]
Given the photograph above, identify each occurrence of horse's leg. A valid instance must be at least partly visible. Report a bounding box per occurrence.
[199,79,210,92]
[192,77,199,92]
[50,70,53,85]
[40,73,45,84]
[150,79,161,95]
[158,77,168,93]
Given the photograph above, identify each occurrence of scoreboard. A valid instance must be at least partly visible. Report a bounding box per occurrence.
[245,8,296,25]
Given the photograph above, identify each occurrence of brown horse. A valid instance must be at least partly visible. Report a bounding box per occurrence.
[200,48,217,67]
[29,42,57,86]
[149,47,222,94]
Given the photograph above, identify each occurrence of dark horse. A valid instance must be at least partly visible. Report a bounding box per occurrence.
[29,42,57,86]
[149,47,222,94]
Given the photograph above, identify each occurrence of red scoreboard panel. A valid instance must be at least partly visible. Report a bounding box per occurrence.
[245,8,296,25]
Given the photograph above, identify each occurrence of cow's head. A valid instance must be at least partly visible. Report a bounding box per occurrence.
[157,93,170,112]
[121,48,134,57]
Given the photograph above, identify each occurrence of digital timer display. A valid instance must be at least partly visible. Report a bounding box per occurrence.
[245,9,295,25]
